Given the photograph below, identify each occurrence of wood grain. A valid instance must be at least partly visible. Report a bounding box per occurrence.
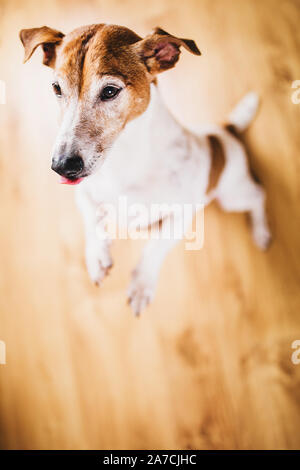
[0,0,300,450]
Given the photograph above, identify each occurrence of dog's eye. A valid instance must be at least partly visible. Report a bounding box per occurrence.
[52,81,62,97]
[100,85,121,101]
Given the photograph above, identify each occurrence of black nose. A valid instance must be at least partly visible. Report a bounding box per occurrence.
[51,155,84,179]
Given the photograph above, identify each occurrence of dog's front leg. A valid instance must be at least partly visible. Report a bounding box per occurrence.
[76,188,112,286]
[128,213,191,315]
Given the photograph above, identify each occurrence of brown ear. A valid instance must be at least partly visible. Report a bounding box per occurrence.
[19,26,64,67]
[136,27,201,76]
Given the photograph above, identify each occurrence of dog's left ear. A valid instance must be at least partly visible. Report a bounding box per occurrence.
[19,26,64,67]
[135,27,201,76]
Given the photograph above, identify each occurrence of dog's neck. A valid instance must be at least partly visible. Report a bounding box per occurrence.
[121,82,178,140]
[99,83,184,179]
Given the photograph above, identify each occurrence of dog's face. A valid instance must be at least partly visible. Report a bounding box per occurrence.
[20,24,200,183]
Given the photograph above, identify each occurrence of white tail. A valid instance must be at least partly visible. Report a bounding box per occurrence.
[227,92,260,132]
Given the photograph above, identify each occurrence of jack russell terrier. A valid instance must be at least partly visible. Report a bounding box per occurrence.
[20,24,272,315]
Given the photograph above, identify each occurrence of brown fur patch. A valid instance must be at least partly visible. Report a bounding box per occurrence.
[82,25,149,121]
[224,123,239,139]
[206,135,226,193]
[58,24,104,89]
[224,123,261,184]
[19,26,64,66]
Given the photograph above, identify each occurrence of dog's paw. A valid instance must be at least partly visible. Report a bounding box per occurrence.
[85,242,113,286]
[127,269,155,316]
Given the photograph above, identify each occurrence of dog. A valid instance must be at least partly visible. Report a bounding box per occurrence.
[19,23,272,315]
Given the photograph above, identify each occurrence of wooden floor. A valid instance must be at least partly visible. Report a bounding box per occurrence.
[0,0,300,450]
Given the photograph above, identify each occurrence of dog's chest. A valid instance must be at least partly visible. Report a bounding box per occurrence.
[86,132,205,207]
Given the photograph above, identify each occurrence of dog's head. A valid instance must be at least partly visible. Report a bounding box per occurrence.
[20,24,200,184]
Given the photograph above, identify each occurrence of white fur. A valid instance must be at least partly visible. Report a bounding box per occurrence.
[52,99,78,163]
[75,84,271,315]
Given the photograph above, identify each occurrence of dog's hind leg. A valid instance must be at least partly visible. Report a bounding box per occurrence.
[206,93,272,250]
[210,133,271,250]
[217,176,271,250]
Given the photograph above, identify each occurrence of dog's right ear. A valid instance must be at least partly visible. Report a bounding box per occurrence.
[135,27,201,77]
[19,26,64,67]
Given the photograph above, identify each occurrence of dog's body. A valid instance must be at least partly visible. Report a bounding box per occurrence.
[20,23,271,314]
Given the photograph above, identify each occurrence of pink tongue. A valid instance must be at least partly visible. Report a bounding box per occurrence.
[59,176,83,185]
